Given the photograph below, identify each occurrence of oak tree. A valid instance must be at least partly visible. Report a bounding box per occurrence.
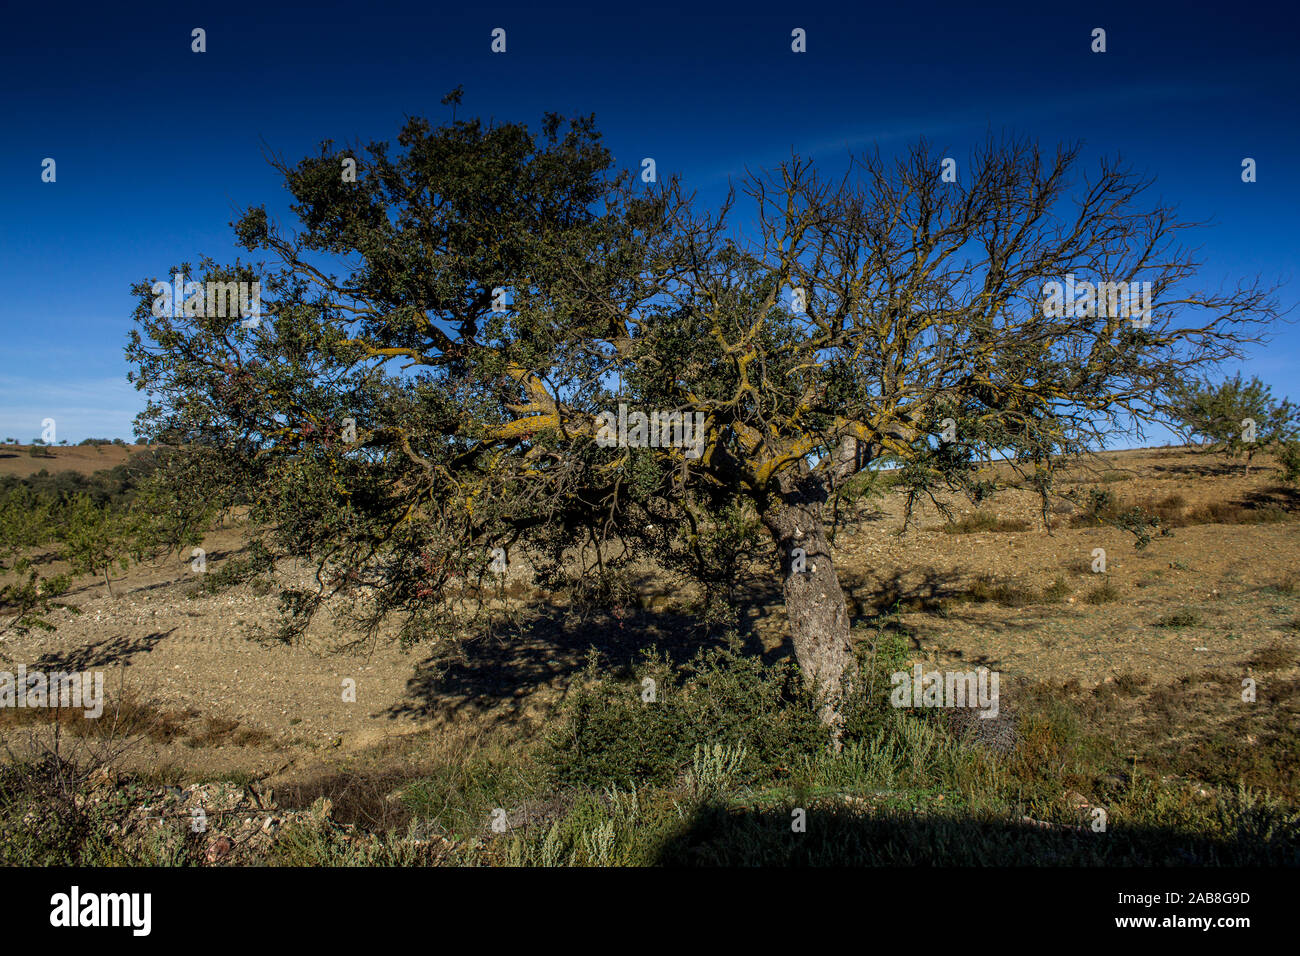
[127,109,1282,728]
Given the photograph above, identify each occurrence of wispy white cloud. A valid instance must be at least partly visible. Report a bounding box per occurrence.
[698,81,1235,186]
[0,374,142,442]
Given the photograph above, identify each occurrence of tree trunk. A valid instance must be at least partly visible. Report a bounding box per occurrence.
[759,475,857,733]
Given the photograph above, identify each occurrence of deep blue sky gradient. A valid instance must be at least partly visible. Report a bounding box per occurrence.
[1,0,1296,443]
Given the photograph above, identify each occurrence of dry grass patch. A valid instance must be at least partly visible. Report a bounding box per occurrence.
[1071,488,1296,531]
[956,574,1072,608]
[1249,641,1299,672]
[183,715,271,748]
[965,576,1037,607]
[942,512,1031,534]
[0,694,193,743]
[1084,580,1121,604]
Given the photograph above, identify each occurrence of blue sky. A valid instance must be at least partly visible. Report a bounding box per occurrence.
[1,0,1296,444]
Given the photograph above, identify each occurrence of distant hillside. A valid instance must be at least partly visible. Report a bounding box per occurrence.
[0,443,150,479]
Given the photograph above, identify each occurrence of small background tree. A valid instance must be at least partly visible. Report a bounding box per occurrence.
[0,486,76,644]
[1170,373,1298,475]
[59,494,135,598]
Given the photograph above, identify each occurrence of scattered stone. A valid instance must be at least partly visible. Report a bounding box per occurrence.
[205,834,234,863]
[1062,790,1093,811]
[942,694,1020,755]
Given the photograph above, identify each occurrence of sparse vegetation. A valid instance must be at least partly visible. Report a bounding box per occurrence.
[1085,580,1121,605]
[1042,576,1072,602]
[1155,611,1201,628]
[0,451,216,630]
[2,444,1297,867]
[966,576,1040,607]
[1249,642,1298,671]
[942,512,1031,534]
[6,648,1298,866]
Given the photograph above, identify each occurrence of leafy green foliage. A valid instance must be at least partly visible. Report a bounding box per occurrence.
[547,640,829,789]
[1171,373,1298,474]
[0,485,77,638]
[840,618,913,740]
[0,452,215,631]
[1278,440,1300,483]
[665,498,764,630]
[58,494,136,596]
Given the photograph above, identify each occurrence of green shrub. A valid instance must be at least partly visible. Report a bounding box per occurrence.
[547,639,828,789]
[199,539,275,594]
[840,620,912,741]
[0,758,144,865]
[1278,440,1300,483]
[0,486,76,635]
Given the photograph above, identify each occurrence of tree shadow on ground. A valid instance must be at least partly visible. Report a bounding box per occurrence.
[654,803,1299,865]
[29,629,175,671]
[1149,458,1258,479]
[383,562,1058,728]
[1240,484,1300,512]
[827,503,890,541]
[384,604,756,725]
[844,567,968,618]
[734,564,976,660]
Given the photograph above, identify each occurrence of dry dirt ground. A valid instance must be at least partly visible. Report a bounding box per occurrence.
[2,444,1297,799]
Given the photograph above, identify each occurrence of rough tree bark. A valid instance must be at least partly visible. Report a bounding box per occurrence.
[759,471,857,732]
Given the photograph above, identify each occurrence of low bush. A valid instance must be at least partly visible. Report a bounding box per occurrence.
[546,639,828,790]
